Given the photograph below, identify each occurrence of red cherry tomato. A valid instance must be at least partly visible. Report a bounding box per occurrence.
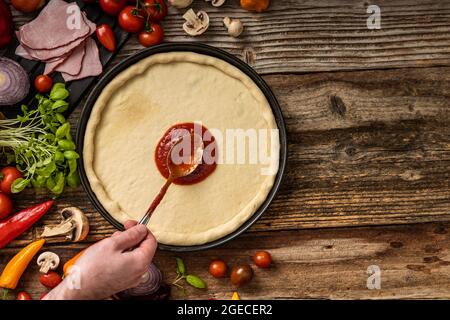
[253,251,272,268]
[34,75,53,93]
[142,0,167,21]
[96,24,116,52]
[16,291,32,300]
[138,22,164,47]
[99,0,128,16]
[39,271,62,289]
[208,259,227,278]
[0,167,23,194]
[118,6,145,33]
[0,193,13,220]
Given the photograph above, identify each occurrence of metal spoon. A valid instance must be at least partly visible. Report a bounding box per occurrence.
[138,132,204,226]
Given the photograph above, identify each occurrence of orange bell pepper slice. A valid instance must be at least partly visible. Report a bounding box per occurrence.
[0,239,45,291]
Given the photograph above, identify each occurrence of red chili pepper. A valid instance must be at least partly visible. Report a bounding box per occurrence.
[96,24,116,52]
[0,200,54,249]
[0,0,13,49]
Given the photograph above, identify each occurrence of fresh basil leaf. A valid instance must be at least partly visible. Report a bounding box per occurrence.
[186,275,206,289]
[11,178,29,193]
[67,172,80,188]
[50,83,69,100]
[36,161,56,178]
[176,257,186,276]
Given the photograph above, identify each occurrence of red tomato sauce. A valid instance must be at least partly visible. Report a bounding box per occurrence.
[154,123,217,185]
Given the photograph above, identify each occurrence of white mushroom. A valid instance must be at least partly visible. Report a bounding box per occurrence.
[183,9,209,36]
[41,207,89,242]
[223,17,244,37]
[168,0,193,9]
[205,0,226,7]
[37,252,60,274]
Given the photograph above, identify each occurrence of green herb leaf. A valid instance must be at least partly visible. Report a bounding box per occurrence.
[50,172,65,195]
[63,151,79,160]
[32,175,47,188]
[35,161,56,178]
[176,257,186,276]
[50,85,69,101]
[51,100,69,113]
[0,82,76,196]
[11,178,29,193]
[58,139,76,151]
[186,275,206,289]
[67,172,80,188]
[56,123,70,139]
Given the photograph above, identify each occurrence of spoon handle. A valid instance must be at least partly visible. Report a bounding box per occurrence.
[138,177,174,226]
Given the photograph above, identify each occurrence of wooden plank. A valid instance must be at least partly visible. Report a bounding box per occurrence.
[7,0,450,74]
[2,222,449,299]
[120,0,450,74]
[4,65,449,248]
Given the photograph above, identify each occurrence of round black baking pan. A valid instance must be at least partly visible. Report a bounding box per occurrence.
[76,43,287,252]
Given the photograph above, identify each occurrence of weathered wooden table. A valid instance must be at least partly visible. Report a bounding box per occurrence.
[2,0,450,299]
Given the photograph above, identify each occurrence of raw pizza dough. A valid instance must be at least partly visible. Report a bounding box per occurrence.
[84,52,279,246]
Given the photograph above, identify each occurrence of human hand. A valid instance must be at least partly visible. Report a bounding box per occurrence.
[44,220,157,300]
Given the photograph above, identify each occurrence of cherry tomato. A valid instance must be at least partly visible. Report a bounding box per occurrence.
[253,251,272,268]
[16,291,32,300]
[0,166,23,194]
[119,6,145,33]
[230,264,253,287]
[99,0,128,16]
[11,0,45,13]
[34,75,53,93]
[142,0,168,22]
[39,271,62,289]
[208,259,227,278]
[138,22,164,47]
[0,193,13,220]
[96,24,116,52]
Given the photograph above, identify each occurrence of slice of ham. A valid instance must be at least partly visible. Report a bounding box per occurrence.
[15,0,103,82]
[44,41,86,75]
[16,13,95,61]
[62,38,102,82]
[15,44,35,60]
[18,0,91,50]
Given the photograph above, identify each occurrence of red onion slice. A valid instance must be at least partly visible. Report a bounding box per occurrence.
[123,263,163,296]
[0,57,30,106]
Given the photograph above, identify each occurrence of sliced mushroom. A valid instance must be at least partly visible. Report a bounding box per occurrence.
[168,0,193,9]
[37,252,60,274]
[41,207,89,242]
[206,0,226,7]
[223,17,244,37]
[183,9,209,36]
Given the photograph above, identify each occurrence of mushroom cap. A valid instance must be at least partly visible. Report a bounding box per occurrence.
[211,0,226,7]
[223,17,244,37]
[183,9,210,36]
[37,251,60,273]
[61,207,90,242]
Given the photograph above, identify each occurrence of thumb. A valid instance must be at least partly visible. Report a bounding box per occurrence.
[111,224,149,251]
